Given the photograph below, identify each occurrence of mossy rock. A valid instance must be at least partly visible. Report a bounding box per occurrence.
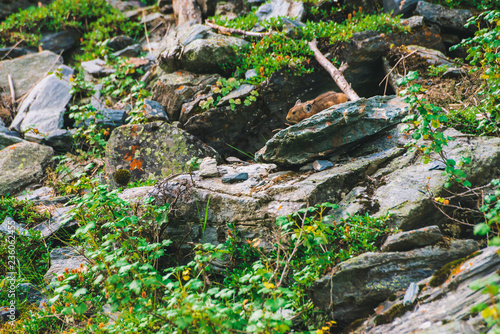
[105,122,220,184]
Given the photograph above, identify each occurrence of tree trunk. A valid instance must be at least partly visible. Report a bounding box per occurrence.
[172,0,202,26]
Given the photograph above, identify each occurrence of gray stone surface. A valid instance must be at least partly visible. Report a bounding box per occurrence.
[105,122,220,184]
[143,99,169,122]
[10,65,74,140]
[352,247,500,333]
[313,160,333,172]
[113,44,142,58]
[415,1,474,33]
[199,157,218,178]
[81,59,115,77]
[0,51,62,100]
[33,206,76,238]
[44,247,88,282]
[40,29,80,53]
[255,0,305,22]
[222,172,248,184]
[0,132,23,150]
[158,24,248,74]
[0,141,54,196]
[381,225,443,252]
[0,217,27,236]
[255,96,408,165]
[309,239,479,327]
[383,0,418,16]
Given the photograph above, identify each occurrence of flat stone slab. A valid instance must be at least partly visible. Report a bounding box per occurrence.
[381,225,443,252]
[0,51,62,100]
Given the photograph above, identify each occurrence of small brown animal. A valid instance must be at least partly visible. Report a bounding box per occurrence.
[286,91,349,124]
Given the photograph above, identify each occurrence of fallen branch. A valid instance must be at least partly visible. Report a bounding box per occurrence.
[8,75,16,109]
[205,20,272,38]
[308,39,360,101]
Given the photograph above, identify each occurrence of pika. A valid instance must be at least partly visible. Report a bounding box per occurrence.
[286,91,349,124]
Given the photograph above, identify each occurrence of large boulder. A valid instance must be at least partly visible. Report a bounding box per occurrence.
[44,247,88,282]
[0,51,63,101]
[254,0,305,22]
[10,65,74,148]
[352,246,500,333]
[415,1,475,34]
[309,239,479,326]
[151,70,219,121]
[105,122,220,183]
[158,23,248,74]
[255,96,408,165]
[0,142,54,196]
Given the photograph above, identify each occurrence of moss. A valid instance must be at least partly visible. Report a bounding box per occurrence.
[374,303,409,326]
[429,251,482,287]
[114,168,131,186]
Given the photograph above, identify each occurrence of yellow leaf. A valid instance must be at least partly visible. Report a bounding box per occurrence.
[263,282,275,289]
[431,119,441,128]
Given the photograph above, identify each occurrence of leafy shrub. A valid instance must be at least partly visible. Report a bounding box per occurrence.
[0,0,142,60]
[0,197,49,226]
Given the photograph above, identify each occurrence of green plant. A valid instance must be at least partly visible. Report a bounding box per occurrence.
[0,0,142,61]
[451,10,500,136]
[433,0,499,10]
[199,78,260,111]
[427,64,451,77]
[397,71,471,188]
[0,197,49,226]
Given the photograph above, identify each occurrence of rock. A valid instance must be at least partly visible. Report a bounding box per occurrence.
[255,96,408,166]
[372,129,500,231]
[16,186,53,202]
[383,0,418,16]
[87,108,127,128]
[44,247,88,282]
[151,70,219,121]
[222,173,248,184]
[113,44,143,58]
[255,0,305,22]
[381,226,443,252]
[415,1,475,34]
[402,282,419,306]
[158,23,248,74]
[337,24,445,97]
[309,239,479,327]
[17,283,46,305]
[0,217,27,236]
[118,186,154,203]
[352,246,500,333]
[105,122,220,183]
[0,132,23,150]
[182,84,275,158]
[0,306,19,323]
[143,99,169,122]
[313,160,333,172]
[0,51,63,100]
[40,30,80,53]
[10,65,74,144]
[405,45,454,67]
[0,142,54,196]
[199,157,218,178]
[214,2,239,21]
[172,0,202,25]
[81,59,115,78]
[33,206,77,238]
[0,47,32,60]
[107,35,135,52]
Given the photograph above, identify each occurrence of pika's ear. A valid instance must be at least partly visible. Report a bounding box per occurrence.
[305,103,312,112]
[295,99,301,105]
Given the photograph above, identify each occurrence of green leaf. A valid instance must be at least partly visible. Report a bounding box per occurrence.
[474,223,490,236]
[129,280,142,295]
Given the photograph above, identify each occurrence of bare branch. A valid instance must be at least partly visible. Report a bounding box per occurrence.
[308,39,360,101]
[205,20,273,38]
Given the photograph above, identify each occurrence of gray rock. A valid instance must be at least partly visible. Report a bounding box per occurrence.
[40,29,80,54]
[158,24,248,74]
[255,0,305,22]
[383,0,418,16]
[0,141,54,196]
[44,247,88,282]
[217,84,255,106]
[16,186,53,202]
[18,283,46,305]
[10,65,74,139]
[199,157,218,178]
[313,160,333,172]
[352,246,500,333]
[0,51,63,100]
[0,132,24,150]
[0,217,27,236]
[33,206,77,238]
[415,1,475,34]
[222,173,248,184]
[81,59,115,78]
[0,307,19,323]
[113,44,142,58]
[143,99,169,122]
[309,239,479,326]
[93,108,127,128]
[402,282,419,306]
[381,226,443,252]
[105,122,220,184]
[152,69,219,121]
[373,129,500,231]
[107,35,135,52]
[118,186,154,203]
[255,96,408,165]
[0,47,32,60]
